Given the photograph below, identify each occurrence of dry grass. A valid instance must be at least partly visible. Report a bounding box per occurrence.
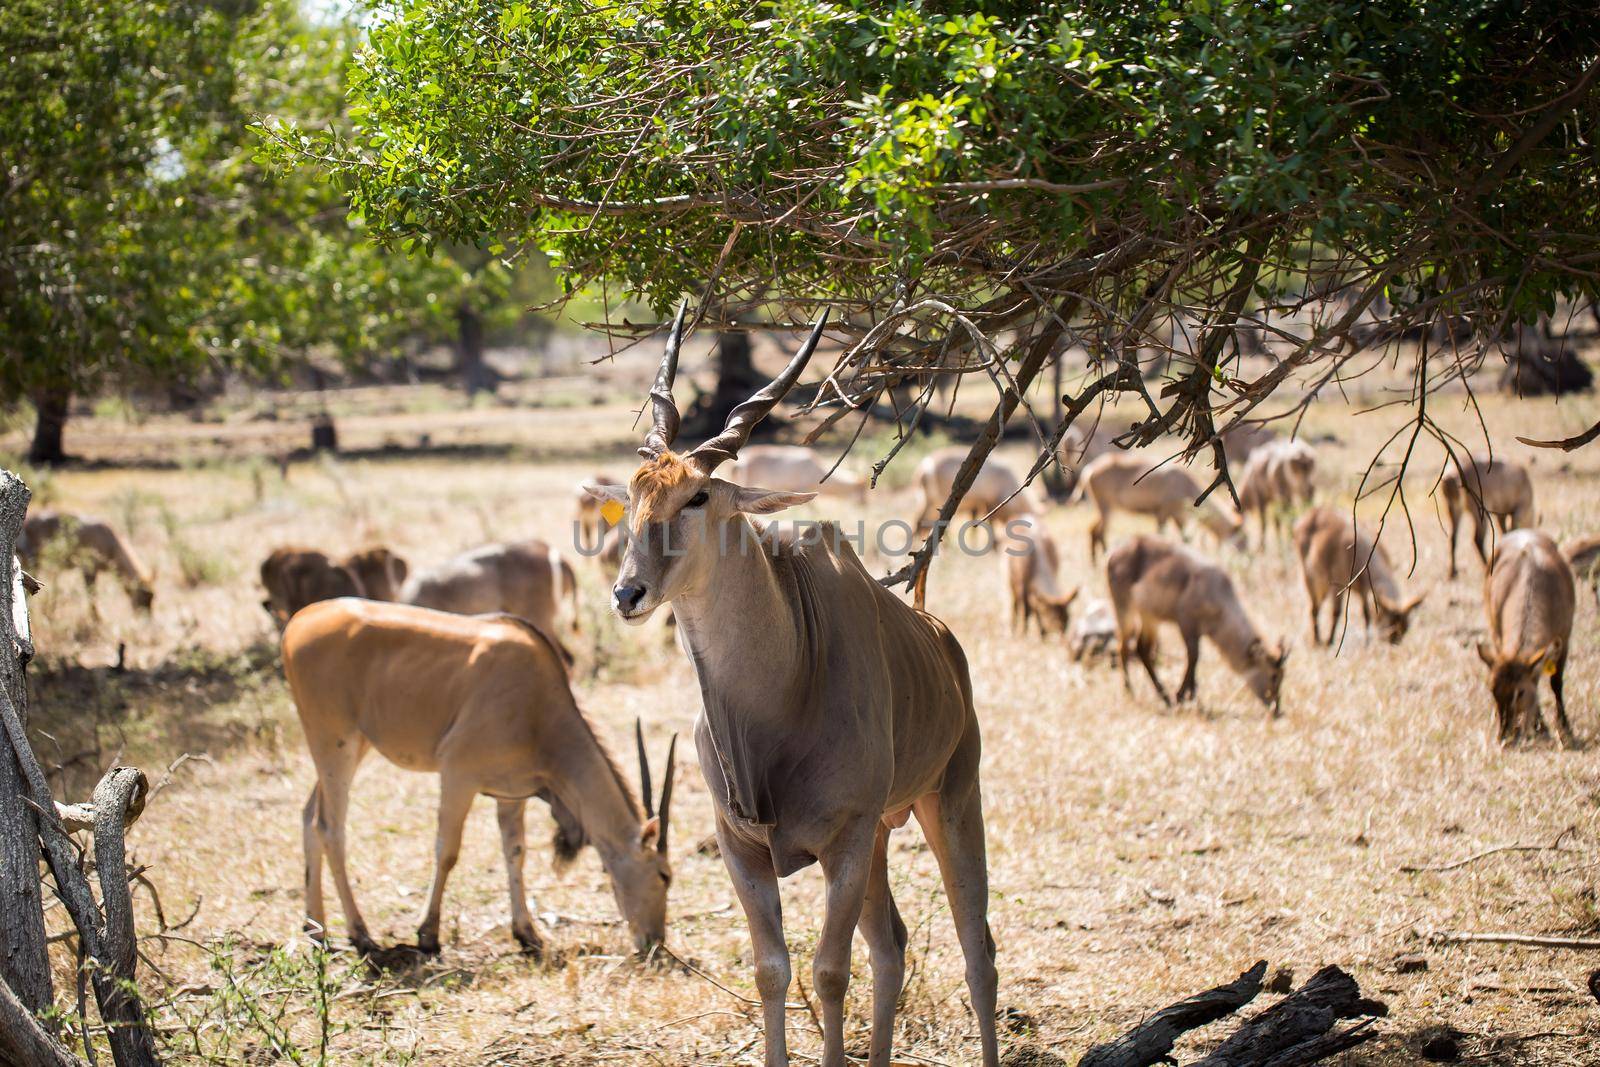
[11,370,1600,1065]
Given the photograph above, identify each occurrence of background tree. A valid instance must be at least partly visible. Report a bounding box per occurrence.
[0,0,473,464]
[294,0,1600,586]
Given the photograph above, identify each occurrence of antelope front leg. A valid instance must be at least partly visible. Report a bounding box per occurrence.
[719,822,791,1067]
[815,822,877,1067]
[496,798,542,954]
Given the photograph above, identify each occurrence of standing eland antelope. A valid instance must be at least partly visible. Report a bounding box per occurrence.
[400,539,581,641]
[1441,453,1535,578]
[282,598,675,957]
[585,306,1000,1067]
[913,444,1042,540]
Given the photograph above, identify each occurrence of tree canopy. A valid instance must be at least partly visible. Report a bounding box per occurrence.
[0,0,484,461]
[295,0,1599,584]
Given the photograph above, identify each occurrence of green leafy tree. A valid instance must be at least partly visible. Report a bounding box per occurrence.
[293,0,1599,581]
[0,0,468,463]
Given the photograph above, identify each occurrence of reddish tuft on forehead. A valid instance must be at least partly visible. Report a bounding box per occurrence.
[630,451,703,523]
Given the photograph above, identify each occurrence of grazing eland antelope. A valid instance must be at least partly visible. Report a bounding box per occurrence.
[1441,453,1534,578]
[1107,534,1287,713]
[1004,514,1079,635]
[725,444,868,502]
[261,546,406,630]
[1476,529,1576,747]
[913,444,1042,540]
[1293,507,1425,645]
[585,306,999,1067]
[282,598,675,956]
[20,511,154,612]
[1078,452,1245,560]
[401,539,581,640]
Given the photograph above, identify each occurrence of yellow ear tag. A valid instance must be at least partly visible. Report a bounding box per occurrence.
[1544,658,1558,676]
[600,499,626,527]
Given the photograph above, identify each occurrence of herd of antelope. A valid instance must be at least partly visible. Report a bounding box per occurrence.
[16,312,1597,1067]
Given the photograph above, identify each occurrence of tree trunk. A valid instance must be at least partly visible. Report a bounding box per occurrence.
[684,330,768,439]
[26,389,68,466]
[0,474,52,1019]
[456,303,494,397]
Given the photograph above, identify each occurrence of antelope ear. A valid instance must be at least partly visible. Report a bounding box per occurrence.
[639,816,661,848]
[1476,639,1498,669]
[1403,590,1427,615]
[732,486,815,515]
[1521,642,1554,670]
[583,482,629,505]
[1063,585,1081,607]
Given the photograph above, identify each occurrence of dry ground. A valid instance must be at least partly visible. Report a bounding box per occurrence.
[8,366,1600,1065]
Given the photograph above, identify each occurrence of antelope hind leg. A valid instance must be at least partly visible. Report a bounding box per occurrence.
[856,823,906,1067]
[496,798,542,954]
[914,742,999,1067]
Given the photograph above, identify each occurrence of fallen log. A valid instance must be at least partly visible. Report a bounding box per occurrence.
[1078,962,1384,1067]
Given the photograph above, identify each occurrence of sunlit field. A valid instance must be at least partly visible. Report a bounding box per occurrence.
[8,353,1600,1066]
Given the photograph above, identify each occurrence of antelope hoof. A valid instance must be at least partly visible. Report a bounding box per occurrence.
[513,925,545,959]
[415,931,441,956]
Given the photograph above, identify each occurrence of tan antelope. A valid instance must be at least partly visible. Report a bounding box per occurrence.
[1293,507,1425,645]
[1476,529,1576,747]
[726,444,868,502]
[1237,440,1316,545]
[1562,535,1600,608]
[19,511,154,612]
[261,546,406,630]
[282,598,675,956]
[574,473,619,553]
[913,444,1043,540]
[1003,514,1079,635]
[1107,534,1287,713]
[585,307,999,1067]
[401,539,581,640]
[1441,453,1535,578]
[1078,452,1245,560]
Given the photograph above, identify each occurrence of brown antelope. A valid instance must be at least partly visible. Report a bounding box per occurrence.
[1077,452,1245,560]
[1476,529,1576,747]
[1441,453,1534,578]
[1293,507,1425,645]
[913,444,1042,539]
[726,444,868,502]
[574,473,619,553]
[1562,535,1600,608]
[1107,534,1287,713]
[19,511,154,611]
[261,546,406,630]
[282,598,675,955]
[401,539,580,639]
[1237,440,1316,545]
[584,306,999,1067]
[1221,422,1279,466]
[1003,514,1079,635]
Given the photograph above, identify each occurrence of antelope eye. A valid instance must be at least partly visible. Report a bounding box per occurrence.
[687,491,709,509]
